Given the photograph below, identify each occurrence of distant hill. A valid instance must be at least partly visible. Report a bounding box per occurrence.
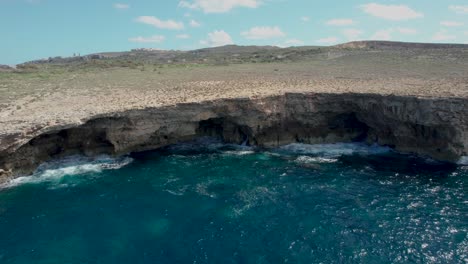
[335,41,468,50]
[193,45,280,54]
[0,64,13,72]
[16,41,468,67]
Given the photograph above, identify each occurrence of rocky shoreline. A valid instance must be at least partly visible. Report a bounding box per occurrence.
[1,92,467,183]
[2,42,467,183]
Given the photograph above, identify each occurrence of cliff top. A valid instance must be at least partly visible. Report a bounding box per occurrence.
[0,41,467,150]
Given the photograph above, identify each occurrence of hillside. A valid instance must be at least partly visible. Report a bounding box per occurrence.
[16,41,468,70]
[335,41,468,50]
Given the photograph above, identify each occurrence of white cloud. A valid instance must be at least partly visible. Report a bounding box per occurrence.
[342,29,364,41]
[326,19,354,26]
[371,29,393,40]
[440,21,464,27]
[201,30,234,46]
[189,19,201,27]
[136,16,184,30]
[370,27,418,40]
[301,16,310,22]
[285,39,304,46]
[241,26,286,40]
[129,35,165,43]
[316,37,339,44]
[114,3,130,9]
[361,3,423,21]
[179,0,261,13]
[176,34,190,39]
[396,27,417,34]
[449,5,468,14]
[432,30,457,41]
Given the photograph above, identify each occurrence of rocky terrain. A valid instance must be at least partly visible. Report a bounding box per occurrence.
[0,65,13,72]
[0,41,468,182]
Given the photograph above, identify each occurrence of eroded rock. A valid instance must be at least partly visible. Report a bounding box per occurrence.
[0,92,467,182]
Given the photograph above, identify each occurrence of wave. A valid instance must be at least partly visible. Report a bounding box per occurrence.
[167,137,255,154]
[222,150,256,156]
[295,156,338,164]
[457,156,468,165]
[1,155,133,189]
[277,142,392,157]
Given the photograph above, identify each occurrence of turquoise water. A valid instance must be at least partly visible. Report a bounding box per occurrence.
[0,139,467,263]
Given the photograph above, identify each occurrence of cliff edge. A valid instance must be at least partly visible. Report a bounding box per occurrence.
[1,41,467,182]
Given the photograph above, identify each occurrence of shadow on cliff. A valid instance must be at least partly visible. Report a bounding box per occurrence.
[1,93,466,181]
[339,153,458,179]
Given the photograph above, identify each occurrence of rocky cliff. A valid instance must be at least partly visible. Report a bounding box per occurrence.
[0,92,467,183]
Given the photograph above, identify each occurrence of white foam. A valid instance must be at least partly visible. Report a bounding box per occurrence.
[223,150,256,156]
[457,156,468,165]
[295,156,338,164]
[278,142,392,157]
[168,137,256,154]
[1,155,133,189]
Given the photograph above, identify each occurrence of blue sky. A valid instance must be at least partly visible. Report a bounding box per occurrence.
[1,0,467,64]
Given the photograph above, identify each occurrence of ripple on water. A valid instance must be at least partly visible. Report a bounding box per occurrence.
[0,142,465,263]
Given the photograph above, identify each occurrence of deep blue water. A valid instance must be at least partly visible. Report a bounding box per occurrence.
[0,139,466,263]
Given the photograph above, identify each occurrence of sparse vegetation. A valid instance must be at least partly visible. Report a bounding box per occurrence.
[1,41,467,108]
[14,42,467,76]
[16,64,39,71]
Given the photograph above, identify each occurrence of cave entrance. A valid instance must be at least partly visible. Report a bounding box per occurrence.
[197,118,253,145]
[327,112,369,142]
[27,126,116,158]
[197,118,225,139]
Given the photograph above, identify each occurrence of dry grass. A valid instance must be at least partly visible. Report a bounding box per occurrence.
[1,46,467,140]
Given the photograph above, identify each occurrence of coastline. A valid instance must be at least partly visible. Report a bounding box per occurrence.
[1,92,467,183]
[1,43,467,182]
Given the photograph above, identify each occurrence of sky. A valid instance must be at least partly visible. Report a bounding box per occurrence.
[0,0,467,64]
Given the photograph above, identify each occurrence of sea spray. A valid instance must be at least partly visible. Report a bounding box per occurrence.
[277,142,392,157]
[1,155,133,188]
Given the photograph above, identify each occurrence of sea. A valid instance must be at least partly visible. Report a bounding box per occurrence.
[0,138,466,263]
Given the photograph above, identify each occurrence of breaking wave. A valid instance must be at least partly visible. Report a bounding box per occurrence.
[295,156,338,164]
[222,150,256,156]
[277,142,392,157]
[1,155,133,188]
[457,156,468,165]
[166,137,254,155]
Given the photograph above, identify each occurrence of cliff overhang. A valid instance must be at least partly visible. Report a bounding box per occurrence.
[1,92,467,182]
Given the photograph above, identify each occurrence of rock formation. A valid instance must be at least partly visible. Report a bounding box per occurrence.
[1,92,467,183]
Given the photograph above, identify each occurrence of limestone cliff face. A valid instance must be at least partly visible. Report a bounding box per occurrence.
[1,93,467,182]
